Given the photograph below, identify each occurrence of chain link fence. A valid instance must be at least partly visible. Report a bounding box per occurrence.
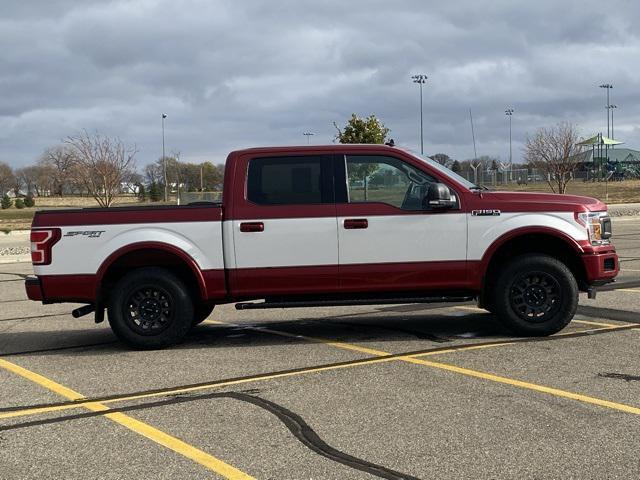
[178,191,222,205]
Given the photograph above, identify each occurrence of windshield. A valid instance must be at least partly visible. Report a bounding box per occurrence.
[403,149,477,190]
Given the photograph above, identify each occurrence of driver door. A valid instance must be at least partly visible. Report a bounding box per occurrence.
[336,154,468,292]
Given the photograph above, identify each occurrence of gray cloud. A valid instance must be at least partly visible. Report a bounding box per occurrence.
[1,0,639,168]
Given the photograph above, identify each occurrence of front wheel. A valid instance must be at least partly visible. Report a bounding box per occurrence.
[107,267,194,349]
[491,255,578,336]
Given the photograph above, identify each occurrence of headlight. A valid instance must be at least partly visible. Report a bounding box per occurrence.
[577,211,612,245]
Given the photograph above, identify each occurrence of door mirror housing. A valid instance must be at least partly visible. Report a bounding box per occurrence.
[424,183,455,209]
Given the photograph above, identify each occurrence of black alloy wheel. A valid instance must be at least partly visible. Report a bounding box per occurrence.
[491,254,578,336]
[124,285,174,335]
[108,267,194,349]
[509,270,561,322]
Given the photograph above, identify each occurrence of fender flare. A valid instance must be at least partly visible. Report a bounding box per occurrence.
[95,241,207,299]
[473,226,587,288]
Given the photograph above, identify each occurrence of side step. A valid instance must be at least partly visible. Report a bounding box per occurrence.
[235,296,475,310]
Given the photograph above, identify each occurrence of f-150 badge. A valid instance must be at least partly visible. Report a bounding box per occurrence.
[471,209,501,216]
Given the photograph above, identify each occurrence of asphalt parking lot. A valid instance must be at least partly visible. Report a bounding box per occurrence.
[1,218,639,479]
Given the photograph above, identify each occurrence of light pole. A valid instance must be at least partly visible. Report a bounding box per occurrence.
[303,132,315,144]
[505,108,514,182]
[599,84,613,138]
[162,113,168,202]
[412,74,428,154]
[608,104,617,141]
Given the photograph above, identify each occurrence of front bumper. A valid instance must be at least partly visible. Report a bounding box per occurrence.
[581,249,619,284]
[25,276,43,301]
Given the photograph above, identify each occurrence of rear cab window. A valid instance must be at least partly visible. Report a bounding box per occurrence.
[247,156,334,205]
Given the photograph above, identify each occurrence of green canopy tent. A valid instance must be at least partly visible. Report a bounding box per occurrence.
[576,133,624,181]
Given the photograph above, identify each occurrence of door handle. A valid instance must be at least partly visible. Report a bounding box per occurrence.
[240,222,264,232]
[344,218,368,229]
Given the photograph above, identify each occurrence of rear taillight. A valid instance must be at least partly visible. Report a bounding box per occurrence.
[30,228,61,265]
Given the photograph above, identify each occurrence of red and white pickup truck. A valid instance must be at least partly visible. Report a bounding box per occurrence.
[26,145,618,348]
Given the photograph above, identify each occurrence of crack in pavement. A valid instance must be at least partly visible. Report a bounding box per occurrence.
[0,390,422,480]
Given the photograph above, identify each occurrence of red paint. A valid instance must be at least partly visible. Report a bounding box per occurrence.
[339,261,470,292]
[581,251,619,282]
[40,274,97,302]
[229,265,340,297]
[463,191,607,214]
[202,269,227,299]
[32,204,222,228]
[25,277,43,301]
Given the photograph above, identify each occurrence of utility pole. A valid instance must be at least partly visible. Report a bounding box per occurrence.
[599,84,613,138]
[303,132,314,144]
[162,113,168,202]
[412,74,428,154]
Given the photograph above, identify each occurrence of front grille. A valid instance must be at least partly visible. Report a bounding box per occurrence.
[604,258,615,271]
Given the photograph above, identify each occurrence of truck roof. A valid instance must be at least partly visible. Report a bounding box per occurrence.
[229,144,401,156]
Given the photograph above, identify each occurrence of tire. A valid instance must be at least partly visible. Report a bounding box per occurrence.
[192,302,215,326]
[107,267,194,349]
[491,254,578,336]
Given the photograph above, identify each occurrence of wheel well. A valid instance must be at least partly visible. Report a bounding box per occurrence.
[99,248,204,304]
[480,233,587,307]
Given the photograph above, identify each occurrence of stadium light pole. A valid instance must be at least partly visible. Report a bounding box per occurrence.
[412,74,428,154]
[162,113,168,202]
[303,132,315,144]
[505,108,514,182]
[599,84,613,138]
[608,104,617,141]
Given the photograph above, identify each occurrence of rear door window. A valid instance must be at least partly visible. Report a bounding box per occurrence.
[247,156,334,205]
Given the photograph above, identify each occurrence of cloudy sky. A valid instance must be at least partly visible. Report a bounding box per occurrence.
[2,0,640,168]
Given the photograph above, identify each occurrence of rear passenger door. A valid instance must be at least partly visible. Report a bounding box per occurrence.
[229,154,339,297]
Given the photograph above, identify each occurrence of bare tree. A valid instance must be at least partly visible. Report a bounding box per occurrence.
[65,131,137,207]
[0,162,14,196]
[39,146,75,196]
[525,122,583,194]
[429,153,453,167]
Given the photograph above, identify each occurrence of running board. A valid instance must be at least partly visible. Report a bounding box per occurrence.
[235,296,475,310]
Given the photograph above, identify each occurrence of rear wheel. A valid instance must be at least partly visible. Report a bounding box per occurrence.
[491,255,578,336]
[107,267,194,349]
[192,302,215,326]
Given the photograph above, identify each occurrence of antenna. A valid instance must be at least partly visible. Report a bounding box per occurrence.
[469,109,478,160]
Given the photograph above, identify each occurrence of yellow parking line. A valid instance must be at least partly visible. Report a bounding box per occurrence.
[402,357,640,416]
[239,323,640,416]
[204,319,389,356]
[618,288,640,293]
[1,324,633,422]
[0,358,254,480]
[622,268,640,272]
[571,319,620,328]
[0,356,398,421]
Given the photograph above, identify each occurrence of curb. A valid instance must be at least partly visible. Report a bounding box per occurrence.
[0,254,31,264]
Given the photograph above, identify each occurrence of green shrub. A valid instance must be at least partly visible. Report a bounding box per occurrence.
[1,195,11,210]
[14,198,25,209]
[148,182,162,202]
[24,194,35,208]
[137,183,146,202]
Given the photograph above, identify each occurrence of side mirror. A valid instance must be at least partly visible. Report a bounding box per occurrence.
[424,183,455,209]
